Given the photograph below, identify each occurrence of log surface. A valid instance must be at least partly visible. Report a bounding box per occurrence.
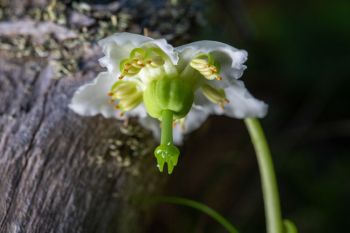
[0,0,203,231]
[0,54,159,233]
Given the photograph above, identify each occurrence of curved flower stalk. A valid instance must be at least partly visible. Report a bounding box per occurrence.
[69,32,267,174]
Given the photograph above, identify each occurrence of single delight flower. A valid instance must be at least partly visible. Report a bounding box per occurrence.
[70,32,267,174]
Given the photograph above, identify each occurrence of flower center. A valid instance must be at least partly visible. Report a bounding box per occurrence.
[108,81,143,115]
[118,47,165,79]
[190,54,222,81]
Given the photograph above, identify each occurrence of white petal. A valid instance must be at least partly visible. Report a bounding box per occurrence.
[143,38,179,65]
[223,81,268,118]
[195,80,268,119]
[125,104,148,118]
[180,105,210,134]
[173,105,210,145]
[98,33,178,76]
[172,127,184,145]
[98,32,152,75]
[176,41,248,84]
[69,72,122,118]
[138,116,161,141]
[136,62,179,85]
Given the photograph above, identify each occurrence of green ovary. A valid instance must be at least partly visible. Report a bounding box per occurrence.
[143,78,194,120]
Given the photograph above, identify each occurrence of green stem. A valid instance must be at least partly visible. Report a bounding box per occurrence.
[161,109,173,145]
[150,196,239,233]
[244,118,283,233]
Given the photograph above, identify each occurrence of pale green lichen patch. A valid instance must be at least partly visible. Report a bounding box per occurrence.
[89,122,154,173]
[1,0,204,81]
[0,1,133,78]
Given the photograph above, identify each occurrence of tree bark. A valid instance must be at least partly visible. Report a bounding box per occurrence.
[0,51,161,233]
[0,0,203,231]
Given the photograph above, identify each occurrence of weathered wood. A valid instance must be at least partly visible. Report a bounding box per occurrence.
[0,52,161,233]
[0,0,204,231]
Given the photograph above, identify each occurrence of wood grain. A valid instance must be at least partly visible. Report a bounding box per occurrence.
[0,53,161,233]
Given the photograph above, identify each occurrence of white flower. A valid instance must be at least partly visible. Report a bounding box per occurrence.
[69,32,268,173]
[139,40,267,144]
[70,33,178,119]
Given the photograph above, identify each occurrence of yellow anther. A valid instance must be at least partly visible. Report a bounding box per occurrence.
[190,55,222,81]
[191,58,207,65]
[210,66,218,73]
[109,80,143,114]
[219,98,230,109]
[131,62,144,69]
[118,47,166,79]
[201,84,229,107]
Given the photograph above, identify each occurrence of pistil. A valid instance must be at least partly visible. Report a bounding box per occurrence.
[154,110,180,174]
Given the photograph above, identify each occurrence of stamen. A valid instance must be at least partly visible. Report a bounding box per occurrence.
[118,47,165,79]
[118,92,142,112]
[201,84,229,108]
[190,54,222,81]
[109,80,143,113]
[124,63,131,68]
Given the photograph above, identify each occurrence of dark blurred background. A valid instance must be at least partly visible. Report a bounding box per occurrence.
[145,0,350,233]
